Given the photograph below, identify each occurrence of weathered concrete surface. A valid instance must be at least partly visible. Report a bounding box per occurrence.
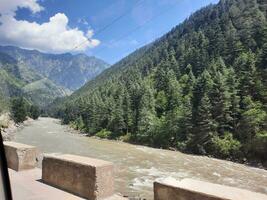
[9,168,126,200]
[154,178,267,200]
[42,154,114,200]
[4,141,38,171]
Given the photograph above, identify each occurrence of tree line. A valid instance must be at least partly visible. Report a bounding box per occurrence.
[10,97,40,123]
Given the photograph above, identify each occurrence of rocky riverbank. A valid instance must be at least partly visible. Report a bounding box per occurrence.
[0,113,34,141]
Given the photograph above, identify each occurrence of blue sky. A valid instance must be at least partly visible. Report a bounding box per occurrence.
[0,0,219,64]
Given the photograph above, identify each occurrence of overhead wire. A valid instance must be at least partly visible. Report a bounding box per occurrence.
[70,0,145,52]
[92,4,178,56]
[119,27,173,58]
[69,0,178,58]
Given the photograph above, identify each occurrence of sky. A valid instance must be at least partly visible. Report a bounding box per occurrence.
[0,0,219,64]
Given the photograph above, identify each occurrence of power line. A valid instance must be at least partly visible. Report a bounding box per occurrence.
[120,27,173,58]
[94,0,145,37]
[93,4,177,56]
[70,0,145,52]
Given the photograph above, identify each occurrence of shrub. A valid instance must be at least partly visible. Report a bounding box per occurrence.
[119,132,132,142]
[70,116,85,131]
[211,132,241,158]
[250,131,267,160]
[28,105,40,120]
[176,141,187,152]
[0,113,10,129]
[95,129,112,139]
[10,97,28,123]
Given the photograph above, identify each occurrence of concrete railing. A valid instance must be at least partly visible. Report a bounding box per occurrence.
[154,178,267,200]
[42,154,115,200]
[5,141,267,200]
[3,141,38,171]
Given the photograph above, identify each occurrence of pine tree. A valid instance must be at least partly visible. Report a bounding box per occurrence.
[226,67,241,134]
[168,47,181,77]
[165,69,182,111]
[155,90,167,117]
[137,80,156,144]
[208,58,231,135]
[225,32,245,64]
[234,51,257,100]
[108,90,125,137]
[154,62,170,92]
[122,90,133,133]
[179,64,196,97]
[191,93,215,154]
[190,70,215,154]
[238,96,267,145]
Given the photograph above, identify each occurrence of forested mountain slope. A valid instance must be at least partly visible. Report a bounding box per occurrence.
[54,0,267,164]
[0,46,110,91]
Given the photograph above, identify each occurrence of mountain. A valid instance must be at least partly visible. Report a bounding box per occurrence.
[22,78,70,108]
[0,45,109,109]
[0,52,70,109]
[53,0,267,165]
[0,46,110,91]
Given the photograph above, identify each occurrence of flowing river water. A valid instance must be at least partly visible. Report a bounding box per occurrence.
[14,117,267,199]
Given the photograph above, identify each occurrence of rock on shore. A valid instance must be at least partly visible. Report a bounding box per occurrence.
[0,113,34,141]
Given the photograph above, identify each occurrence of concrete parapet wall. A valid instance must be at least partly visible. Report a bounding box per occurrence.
[4,141,38,171]
[42,154,114,200]
[154,178,267,200]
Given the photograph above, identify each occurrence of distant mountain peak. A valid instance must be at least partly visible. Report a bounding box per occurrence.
[0,45,110,91]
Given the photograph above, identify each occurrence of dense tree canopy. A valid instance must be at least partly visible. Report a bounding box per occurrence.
[52,0,267,165]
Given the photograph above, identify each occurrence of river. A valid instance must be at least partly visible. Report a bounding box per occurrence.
[14,117,267,199]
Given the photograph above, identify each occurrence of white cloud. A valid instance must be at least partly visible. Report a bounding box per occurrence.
[0,0,100,53]
[0,0,43,15]
[77,18,89,26]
